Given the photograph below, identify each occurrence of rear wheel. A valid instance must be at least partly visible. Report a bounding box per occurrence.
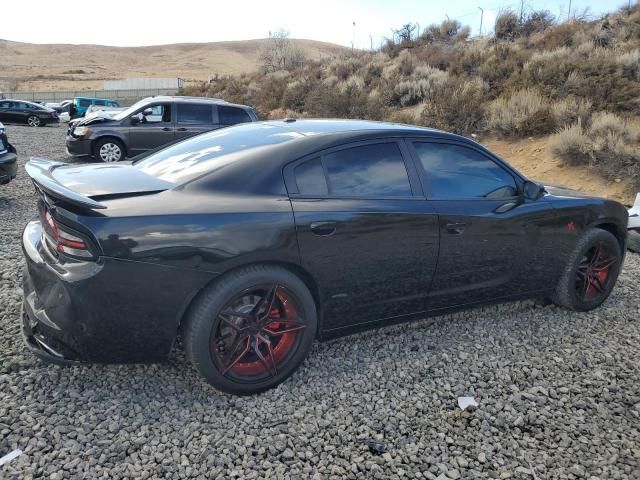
[27,115,41,127]
[184,265,317,395]
[552,228,622,311]
[95,138,124,162]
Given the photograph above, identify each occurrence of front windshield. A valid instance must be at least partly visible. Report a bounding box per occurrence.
[135,123,304,184]
[112,99,149,121]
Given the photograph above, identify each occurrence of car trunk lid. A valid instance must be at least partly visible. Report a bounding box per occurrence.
[25,157,174,210]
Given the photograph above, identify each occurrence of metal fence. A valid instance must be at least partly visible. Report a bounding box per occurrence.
[3,88,180,106]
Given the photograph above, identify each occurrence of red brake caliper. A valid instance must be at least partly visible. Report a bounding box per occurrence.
[230,293,297,375]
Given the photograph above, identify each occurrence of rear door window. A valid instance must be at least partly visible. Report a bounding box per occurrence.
[323,143,412,197]
[217,106,252,126]
[294,158,328,195]
[177,103,213,124]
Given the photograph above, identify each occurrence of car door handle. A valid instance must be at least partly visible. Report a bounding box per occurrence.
[176,127,188,131]
[309,221,336,236]
[445,222,466,234]
[162,127,173,131]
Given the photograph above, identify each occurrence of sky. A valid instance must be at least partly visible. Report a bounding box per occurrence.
[1,0,624,48]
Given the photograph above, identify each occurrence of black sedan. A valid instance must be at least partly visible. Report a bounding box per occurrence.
[21,120,628,394]
[0,99,59,127]
[0,122,17,184]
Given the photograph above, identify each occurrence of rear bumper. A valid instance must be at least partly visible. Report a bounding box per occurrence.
[21,219,214,364]
[0,152,17,183]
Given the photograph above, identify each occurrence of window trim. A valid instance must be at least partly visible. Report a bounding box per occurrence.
[406,138,523,201]
[284,138,423,200]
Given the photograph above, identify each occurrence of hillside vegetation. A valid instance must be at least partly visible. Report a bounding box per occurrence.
[185,5,640,190]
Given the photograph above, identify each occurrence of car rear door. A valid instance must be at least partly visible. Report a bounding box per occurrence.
[127,102,175,154]
[286,139,439,333]
[407,139,557,309]
[0,101,13,123]
[175,103,215,140]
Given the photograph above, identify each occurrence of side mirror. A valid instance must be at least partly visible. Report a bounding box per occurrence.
[130,115,140,126]
[523,180,544,200]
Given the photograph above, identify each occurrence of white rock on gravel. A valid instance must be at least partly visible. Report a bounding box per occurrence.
[1,125,639,479]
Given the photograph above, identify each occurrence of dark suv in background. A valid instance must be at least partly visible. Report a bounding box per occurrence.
[0,100,59,127]
[66,96,258,162]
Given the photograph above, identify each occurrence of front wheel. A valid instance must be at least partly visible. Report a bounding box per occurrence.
[184,265,317,395]
[27,115,41,127]
[95,138,124,162]
[552,228,622,311]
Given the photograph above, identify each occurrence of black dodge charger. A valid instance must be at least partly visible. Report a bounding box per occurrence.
[22,120,628,394]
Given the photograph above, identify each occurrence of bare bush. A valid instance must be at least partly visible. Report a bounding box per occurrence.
[420,77,486,134]
[258,29,306,73]
[486,89,555,136]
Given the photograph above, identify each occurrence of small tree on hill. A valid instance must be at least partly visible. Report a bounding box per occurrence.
[258,28,306,73]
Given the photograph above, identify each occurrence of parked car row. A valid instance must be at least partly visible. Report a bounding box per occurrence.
[0,100,59,127]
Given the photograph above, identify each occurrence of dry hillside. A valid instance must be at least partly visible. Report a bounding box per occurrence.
[0,38,347,91]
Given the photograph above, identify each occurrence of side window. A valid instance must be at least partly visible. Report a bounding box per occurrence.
[323,143,412,197]
[413,142,518,199]
[0,101,10,109]
[139,104,171,123]
[218,106,252,125]
[78,99,91,107]
[294,158,328,195]
[177,103,212,124]
[95,99,106,106]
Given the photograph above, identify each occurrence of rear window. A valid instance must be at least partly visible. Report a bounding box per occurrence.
[218,105,252,125]
[177,103,212,124]
[135,123,303,184]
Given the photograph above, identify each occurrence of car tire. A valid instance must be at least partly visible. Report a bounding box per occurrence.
[628,229,640,253]
[552,228,622,311]
[26,115,41,127]
[184,265,317,395]
[94,138,125,162]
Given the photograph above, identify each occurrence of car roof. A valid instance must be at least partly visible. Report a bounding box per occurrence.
[5,99,46,107]
[144,96,251,109]
[266,118,454,138]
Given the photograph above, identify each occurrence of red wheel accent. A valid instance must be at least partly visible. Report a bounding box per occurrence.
[211,286,307,379]
[576,241,617,301]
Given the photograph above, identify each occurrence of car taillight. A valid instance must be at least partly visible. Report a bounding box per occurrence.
[44,210,93,258]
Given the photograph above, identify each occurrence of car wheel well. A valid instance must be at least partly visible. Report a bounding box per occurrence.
[176,261,322,338]
[92,136,127,157]
[594,222,625,251]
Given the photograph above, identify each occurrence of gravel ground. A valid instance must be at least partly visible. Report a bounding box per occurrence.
[1,124,639,479]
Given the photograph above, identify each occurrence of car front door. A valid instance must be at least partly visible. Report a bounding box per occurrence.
[175,103,215,140]
[287,139,440,333]
[408,139,557,309]
[127,103,175,155]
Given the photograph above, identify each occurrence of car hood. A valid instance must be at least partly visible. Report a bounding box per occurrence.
[71,114,118,127]
[542,183,593,198]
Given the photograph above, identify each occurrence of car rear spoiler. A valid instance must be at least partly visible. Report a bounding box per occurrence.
[25,158,107,210]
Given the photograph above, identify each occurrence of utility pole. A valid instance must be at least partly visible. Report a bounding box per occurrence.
[568,0,572,20]
[519,0,525,22]
[352,21,356,55]
[478,7,484,36]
